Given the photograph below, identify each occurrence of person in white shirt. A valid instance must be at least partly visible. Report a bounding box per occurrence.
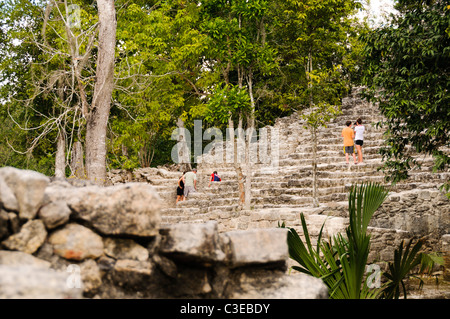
[354,118,365,164]
[183,168,197,198]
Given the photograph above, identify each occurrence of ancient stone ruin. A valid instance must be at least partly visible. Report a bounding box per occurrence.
[108,87,450,296]
[0,87,448,298]
[110,87,449,264]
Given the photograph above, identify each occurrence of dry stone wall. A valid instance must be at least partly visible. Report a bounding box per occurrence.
[0,166,327,299]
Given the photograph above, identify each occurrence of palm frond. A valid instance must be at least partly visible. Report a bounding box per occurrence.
[382,238,424,299]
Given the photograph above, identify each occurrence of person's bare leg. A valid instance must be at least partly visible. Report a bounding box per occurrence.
[353,152,357,164]
[345,152,350,164]
[356,145,363,163]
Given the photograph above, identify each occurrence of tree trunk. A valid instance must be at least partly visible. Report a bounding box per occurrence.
[234,143,245,207]
[85,0,116,185]
[176,117,192,172]
[244,69,255,210]
[55,79,66,179]
[244,129,253,210]
[70,141,85,178]
[307,48,313,107]
[229,115,245,207]
[54,129,66,179]
[312,126,319,207]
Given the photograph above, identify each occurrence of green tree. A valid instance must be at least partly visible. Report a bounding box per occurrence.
[196,0,278,209]
[0,0,116,184]
[275,0,361,107]
[0,0,56,174]
[361,0,450,197]
[110,0,207,170]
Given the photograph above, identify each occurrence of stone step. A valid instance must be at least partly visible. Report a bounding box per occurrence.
[293,144,384,154]
[199,155,438,179]
[148,161,447,195]
[156,170,448,204]
[160,207,201,216]
[159,177,447,212]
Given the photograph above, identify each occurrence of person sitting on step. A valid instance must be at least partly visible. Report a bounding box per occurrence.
[208,171,221,187]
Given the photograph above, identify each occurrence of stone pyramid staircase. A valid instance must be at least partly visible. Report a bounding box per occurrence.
[108,87,449,262]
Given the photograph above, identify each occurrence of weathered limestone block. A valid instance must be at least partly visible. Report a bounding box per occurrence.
[220,228,289,268]
[42,180,77,204]
[0,250,51,269]
[223,268,328,299]
[38,201,72,229]
[111,259,154,290]
[33,241,73,271]
[2,219,47,254]
[48,223,104,261]
[418,190,431,201]
[159,221,226,264]
[303,214,348,238]
[0,265,83,299]
[250,211,280,222]
[80,259,102,295]
[103,237,149,261]
[0,176,19,211]
[0,167,50,219]
[68,183,161,237]
[367,227,410,263]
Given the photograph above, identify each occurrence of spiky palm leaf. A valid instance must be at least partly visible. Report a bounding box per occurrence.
[382,239,424,299]
[284,182,389,299]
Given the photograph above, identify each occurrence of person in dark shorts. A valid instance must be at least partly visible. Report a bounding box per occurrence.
[176,171,186,204]
[354,118,365,163]
[342,120,357,165]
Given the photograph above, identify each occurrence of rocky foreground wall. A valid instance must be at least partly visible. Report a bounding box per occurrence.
[0,166,327,299]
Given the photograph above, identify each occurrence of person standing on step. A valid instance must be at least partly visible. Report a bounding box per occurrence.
[176,171,186,204]
[183,168,197,199]
[354,118,365,164]
[342,120,357,165]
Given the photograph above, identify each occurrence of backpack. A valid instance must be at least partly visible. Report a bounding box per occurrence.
[213,174,221,181]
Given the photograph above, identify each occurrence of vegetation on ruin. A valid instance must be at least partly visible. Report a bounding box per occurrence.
[281,182,444,299]
[361,0,450,197]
